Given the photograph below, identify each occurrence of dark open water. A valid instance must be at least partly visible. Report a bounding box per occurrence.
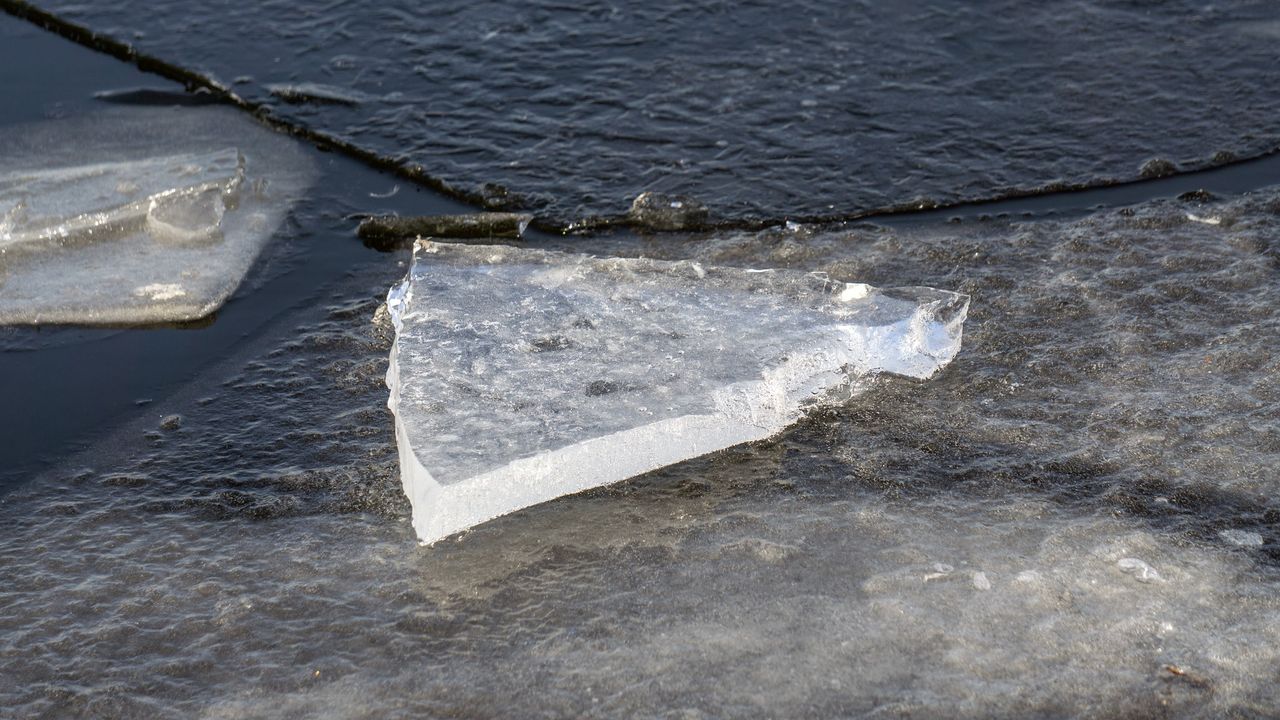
[3,4,1280,718]
[9,0,1280,226]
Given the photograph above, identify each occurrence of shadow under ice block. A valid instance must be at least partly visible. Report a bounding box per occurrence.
[0,106,314,325]
[386,241,969,544]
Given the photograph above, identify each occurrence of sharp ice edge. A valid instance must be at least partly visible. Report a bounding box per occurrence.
[385,276,410,334]
[386,240,968,544]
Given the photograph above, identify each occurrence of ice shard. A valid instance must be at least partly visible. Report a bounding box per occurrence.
[386,240,969,544]
[0,106,314,325]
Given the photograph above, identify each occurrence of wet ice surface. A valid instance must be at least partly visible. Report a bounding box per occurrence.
[388,241,966,543]
[0,106,314,324]
[27,0,1280,225]
[4,190,1280,716]
[0,147,242,250]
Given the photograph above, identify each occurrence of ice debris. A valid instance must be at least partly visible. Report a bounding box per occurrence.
[357,212,532,250]
[1186,213,1222,226]
[628,191,710,231]
[1117,557,1163,584]
[266,82,371,107]
[0,106,314,325]
[1139,157,1178,179]
[385,240,968,544]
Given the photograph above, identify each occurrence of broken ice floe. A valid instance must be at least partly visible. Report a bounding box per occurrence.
[0,106,314,325]
[386,240,968,544]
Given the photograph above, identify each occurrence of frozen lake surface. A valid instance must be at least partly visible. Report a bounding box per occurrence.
[19,0,1280,225]
[2,4,1280,718]
[4,190,1280,717]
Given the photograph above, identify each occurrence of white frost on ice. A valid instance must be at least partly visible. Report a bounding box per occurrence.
[1186,213,1222,225]
[386,240,968,544]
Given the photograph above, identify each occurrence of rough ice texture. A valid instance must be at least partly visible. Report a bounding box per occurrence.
[0,106,314,325]
[386,241,967,543]
[30,0,1280,224]
[8,192,1280,717]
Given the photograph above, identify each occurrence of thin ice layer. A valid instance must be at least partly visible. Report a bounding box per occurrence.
[386,240,967,543]
[0,106,314,325]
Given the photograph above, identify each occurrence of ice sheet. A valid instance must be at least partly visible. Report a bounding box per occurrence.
[7,186,1280,719]
[386,240,967,543]
[0,106,315,325]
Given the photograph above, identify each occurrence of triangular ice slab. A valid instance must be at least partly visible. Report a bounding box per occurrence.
[387,240,969,544]
[0,106,314,325]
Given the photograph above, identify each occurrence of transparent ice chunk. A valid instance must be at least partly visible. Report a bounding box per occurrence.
[386,240,969,544]
[0,106,314,325]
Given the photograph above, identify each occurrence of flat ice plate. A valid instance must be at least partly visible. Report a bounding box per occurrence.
[0,106,314,325]
[386,240,969,544]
